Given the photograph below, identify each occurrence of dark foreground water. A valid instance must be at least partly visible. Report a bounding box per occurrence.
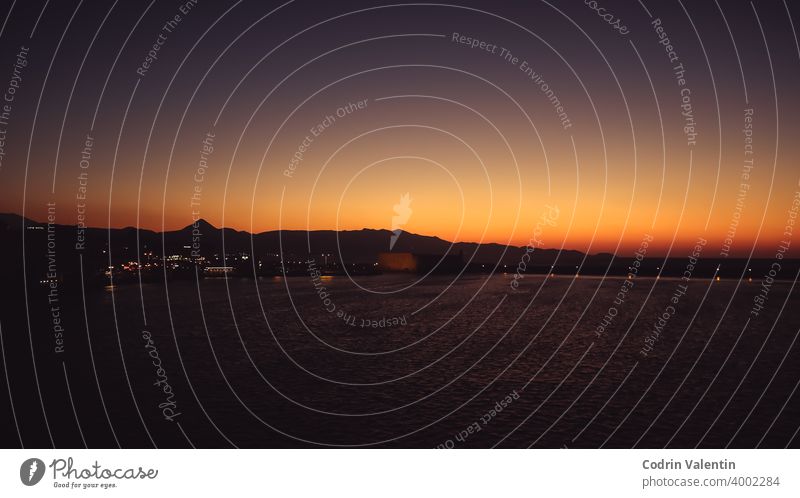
[2,273,799,448]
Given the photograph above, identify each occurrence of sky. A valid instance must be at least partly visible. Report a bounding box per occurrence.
[0,0,798,257]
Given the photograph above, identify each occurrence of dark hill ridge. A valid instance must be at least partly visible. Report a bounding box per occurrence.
[182,221,589,266]
[1,213,797,283]
[0,212,580,265]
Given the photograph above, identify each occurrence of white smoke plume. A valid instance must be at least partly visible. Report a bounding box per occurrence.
[390,192,412,250]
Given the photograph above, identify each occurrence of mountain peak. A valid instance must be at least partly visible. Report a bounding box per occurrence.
[183,218,217,231]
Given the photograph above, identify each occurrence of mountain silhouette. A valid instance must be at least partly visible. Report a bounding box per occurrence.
[1,212,787,286]
[0,212,583,266]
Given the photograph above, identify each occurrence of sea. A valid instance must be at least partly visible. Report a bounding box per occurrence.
[3,273,799,448]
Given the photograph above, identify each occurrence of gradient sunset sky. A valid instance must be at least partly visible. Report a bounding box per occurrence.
[0,0,798,257]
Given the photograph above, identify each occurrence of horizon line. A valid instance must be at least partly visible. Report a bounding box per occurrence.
[3,211,793,260]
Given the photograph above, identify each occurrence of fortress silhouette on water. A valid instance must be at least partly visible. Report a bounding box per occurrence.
[377,252,464,274]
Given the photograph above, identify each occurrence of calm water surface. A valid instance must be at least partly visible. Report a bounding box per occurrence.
[28,273,800,448]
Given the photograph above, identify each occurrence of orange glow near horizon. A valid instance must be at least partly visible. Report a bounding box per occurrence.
[3,52,799,259]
